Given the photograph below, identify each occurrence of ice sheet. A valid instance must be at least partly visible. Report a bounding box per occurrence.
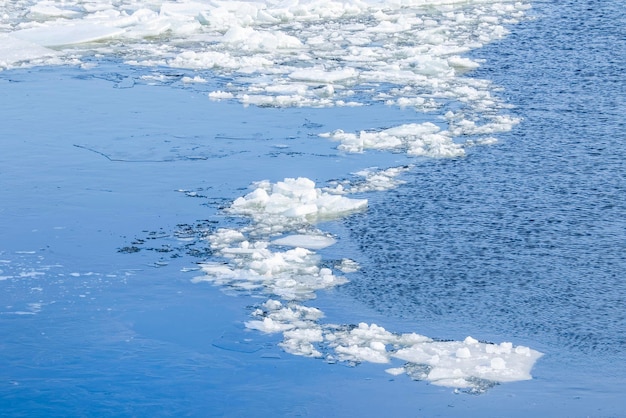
[0,34,59,67]
[12,24,126,47]
[0,0,529,155]
[271,235,337,250]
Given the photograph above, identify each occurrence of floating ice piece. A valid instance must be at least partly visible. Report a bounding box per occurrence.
[223,26,303,51]
[289,68,358,83]
[392,337,543,387]
[248,301,325,357]
[448,55,481,71]
[335,258,360,273]
[208,228,246,250]
[281,327,324,357]
[246,298,543,390]
[195,244,347,300]
[352,166,411,192]
[230,177,367,222]
[246,316,296,333]
[28,3,82,19]
[196,178,365,300]
[385,367,406,376]
[271,234,337,250]
[324,166,412,195]
[181,76,207,84]
[208,91,235,100]
[12,24,126,47]
[0,34,59,68]
[321,123,464,157]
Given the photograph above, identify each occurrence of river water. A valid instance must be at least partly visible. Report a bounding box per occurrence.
[1,0,625,416]
[347,0,626,372]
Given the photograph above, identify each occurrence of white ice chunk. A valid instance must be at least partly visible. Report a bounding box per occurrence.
[321,122,464,158]
[12,23,126,47]
[208,228,246,250]
[289,68,358,84]
[335,344,390,364]
[271,234,337,250]
[385,367,406,376]
[208,90,235,100]
[393,337,543,385]
[350,166,411,192]
[246,317,295,333]
[230,177,367,222]
[181,76,207,83]
[336,259,360,273]
[281,327,324,357]
[223,26,303,51]
[0,34,59,68]
[448,55,480,71]
[29,3,82,19]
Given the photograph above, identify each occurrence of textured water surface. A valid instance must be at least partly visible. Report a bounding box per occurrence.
[344,0,626,398]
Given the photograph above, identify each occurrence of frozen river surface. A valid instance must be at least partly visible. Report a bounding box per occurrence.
[1,0,625,416]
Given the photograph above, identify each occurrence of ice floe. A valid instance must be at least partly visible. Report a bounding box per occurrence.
[192,177,365,300]
[192,171,542,391]
[0,0,530,155]
[320,122,465,157]
[246,299,542,391]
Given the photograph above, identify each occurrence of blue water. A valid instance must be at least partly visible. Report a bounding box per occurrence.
[344,0,626,410]
[1,1,625,416]
[348,0,626,354]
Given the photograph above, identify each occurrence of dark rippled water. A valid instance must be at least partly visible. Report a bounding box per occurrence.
[345,0,626,358]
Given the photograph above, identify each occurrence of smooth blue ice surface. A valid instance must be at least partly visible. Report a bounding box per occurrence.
[1,1,625,416]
